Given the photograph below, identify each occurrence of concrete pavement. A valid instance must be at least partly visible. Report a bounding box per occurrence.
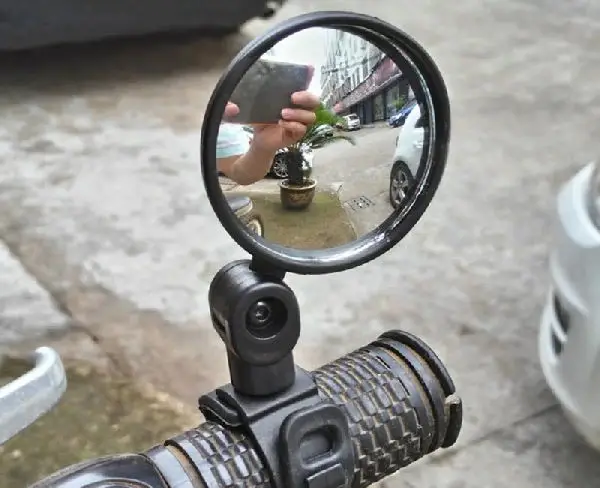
[223,125,398,238]
[1,0,600,486]
[313,126,399,236]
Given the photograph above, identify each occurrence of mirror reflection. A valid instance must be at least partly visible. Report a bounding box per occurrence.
[216,27,429,250]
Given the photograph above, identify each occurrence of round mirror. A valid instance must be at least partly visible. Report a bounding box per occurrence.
[201,12,450,274]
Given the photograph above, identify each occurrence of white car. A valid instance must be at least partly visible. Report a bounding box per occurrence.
[342,114,361,131]
[388,103,425,209]
[539,161,600,451]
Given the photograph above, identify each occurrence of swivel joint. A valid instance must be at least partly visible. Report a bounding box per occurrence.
[208,260,301,396]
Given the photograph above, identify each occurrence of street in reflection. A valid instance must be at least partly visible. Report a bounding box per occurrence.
[217,27,426,250]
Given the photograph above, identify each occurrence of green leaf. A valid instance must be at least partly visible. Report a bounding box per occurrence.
[283,102,355,181]
[313,102,343,127]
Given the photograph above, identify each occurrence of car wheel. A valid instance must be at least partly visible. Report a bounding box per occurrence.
[389,161,415,209]
[271,154,289,179]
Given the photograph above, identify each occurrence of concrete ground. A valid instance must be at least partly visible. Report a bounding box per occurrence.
[223,125,398,238]
[314,126,399,236]
[1,0,600,486]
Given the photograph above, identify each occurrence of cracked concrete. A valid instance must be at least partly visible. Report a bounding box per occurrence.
[1,0,600,485]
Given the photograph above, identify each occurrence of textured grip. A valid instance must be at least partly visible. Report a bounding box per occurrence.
[314,345,435,487]
[166,421,270,488]
[161,337,458,488]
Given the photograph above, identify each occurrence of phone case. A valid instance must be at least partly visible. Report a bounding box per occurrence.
[229,59,314,125]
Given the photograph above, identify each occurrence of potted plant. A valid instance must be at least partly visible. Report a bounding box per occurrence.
[279,103,356,210]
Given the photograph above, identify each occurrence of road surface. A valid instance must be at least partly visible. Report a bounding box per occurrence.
[222,125,400,238]
[312,125,399,236]
[219,125,399,240]
[1,0,600,486]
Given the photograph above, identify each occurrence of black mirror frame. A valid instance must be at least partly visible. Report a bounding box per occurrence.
[201,10,450,275]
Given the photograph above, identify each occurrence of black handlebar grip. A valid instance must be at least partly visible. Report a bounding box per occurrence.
[152,330,462,488]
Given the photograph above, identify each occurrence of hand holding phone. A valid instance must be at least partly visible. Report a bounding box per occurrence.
[252,91,319,151]
[227,58,315,125]
[221,91,319,153]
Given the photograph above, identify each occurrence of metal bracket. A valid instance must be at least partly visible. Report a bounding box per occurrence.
[0,347,67,445]
[199,367,354,488]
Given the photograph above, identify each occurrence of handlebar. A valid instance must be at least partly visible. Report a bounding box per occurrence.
[31,331,462,488]
[0,347,67,446]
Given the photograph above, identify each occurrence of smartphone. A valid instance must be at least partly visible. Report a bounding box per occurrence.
[228,58,314,125]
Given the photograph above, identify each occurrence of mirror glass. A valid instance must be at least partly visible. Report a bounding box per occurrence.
[215,27,431,251]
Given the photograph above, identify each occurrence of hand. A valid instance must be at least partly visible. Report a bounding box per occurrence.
[223,102,240,120]
[251,91,319,152]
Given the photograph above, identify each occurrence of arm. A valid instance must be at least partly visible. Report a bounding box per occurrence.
[218,145,277,186]
[217,124,276,186]
[216,92,319,185]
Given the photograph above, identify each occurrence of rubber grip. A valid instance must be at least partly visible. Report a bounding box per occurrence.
[161,335,459,488]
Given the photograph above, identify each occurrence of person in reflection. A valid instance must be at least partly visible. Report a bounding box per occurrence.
[217,91,319,185]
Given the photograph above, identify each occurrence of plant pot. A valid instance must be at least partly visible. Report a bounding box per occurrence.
[279,179,317,211]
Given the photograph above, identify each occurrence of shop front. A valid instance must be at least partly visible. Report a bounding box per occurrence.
[373,92,386,121]
[386,82,402,115]
[332,56,411,124]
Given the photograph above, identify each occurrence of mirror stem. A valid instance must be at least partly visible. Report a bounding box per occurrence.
[208,260,300,397]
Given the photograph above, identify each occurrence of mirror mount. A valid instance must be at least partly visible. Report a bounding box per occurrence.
[202,259,357,488]
[208,259,300,397]
[193,12,460,488]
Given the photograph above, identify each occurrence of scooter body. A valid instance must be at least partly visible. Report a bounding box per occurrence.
[226,194,265,237]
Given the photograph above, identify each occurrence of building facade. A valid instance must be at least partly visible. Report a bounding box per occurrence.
[320,30,414,124]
